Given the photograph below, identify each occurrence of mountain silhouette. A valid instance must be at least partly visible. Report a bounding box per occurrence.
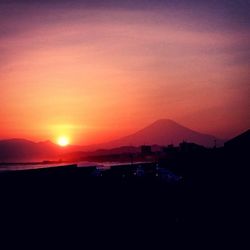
[0,119,224,161]
[224,129,250,154]
[91,119,223,149]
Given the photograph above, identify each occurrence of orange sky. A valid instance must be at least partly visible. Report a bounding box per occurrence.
[0,2,249,144]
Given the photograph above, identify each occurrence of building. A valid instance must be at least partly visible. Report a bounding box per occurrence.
[179,141,205,153]
[141,145,152,155]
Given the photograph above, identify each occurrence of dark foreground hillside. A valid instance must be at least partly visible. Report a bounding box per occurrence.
[0,145,249,249]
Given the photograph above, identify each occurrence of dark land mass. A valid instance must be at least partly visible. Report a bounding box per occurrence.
[0,130,249,248]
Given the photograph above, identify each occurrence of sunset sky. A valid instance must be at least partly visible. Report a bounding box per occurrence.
[0,0,249,145]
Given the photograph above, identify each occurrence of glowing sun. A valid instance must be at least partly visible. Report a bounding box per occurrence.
[57,136,70,147]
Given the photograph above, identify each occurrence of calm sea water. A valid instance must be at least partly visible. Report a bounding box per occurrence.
[0,161,145,172]
[0,162,74,172]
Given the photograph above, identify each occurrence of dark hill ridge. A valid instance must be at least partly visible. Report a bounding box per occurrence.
[0,139,85,162]
[95,119,223,149]
[0,139,60,161]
